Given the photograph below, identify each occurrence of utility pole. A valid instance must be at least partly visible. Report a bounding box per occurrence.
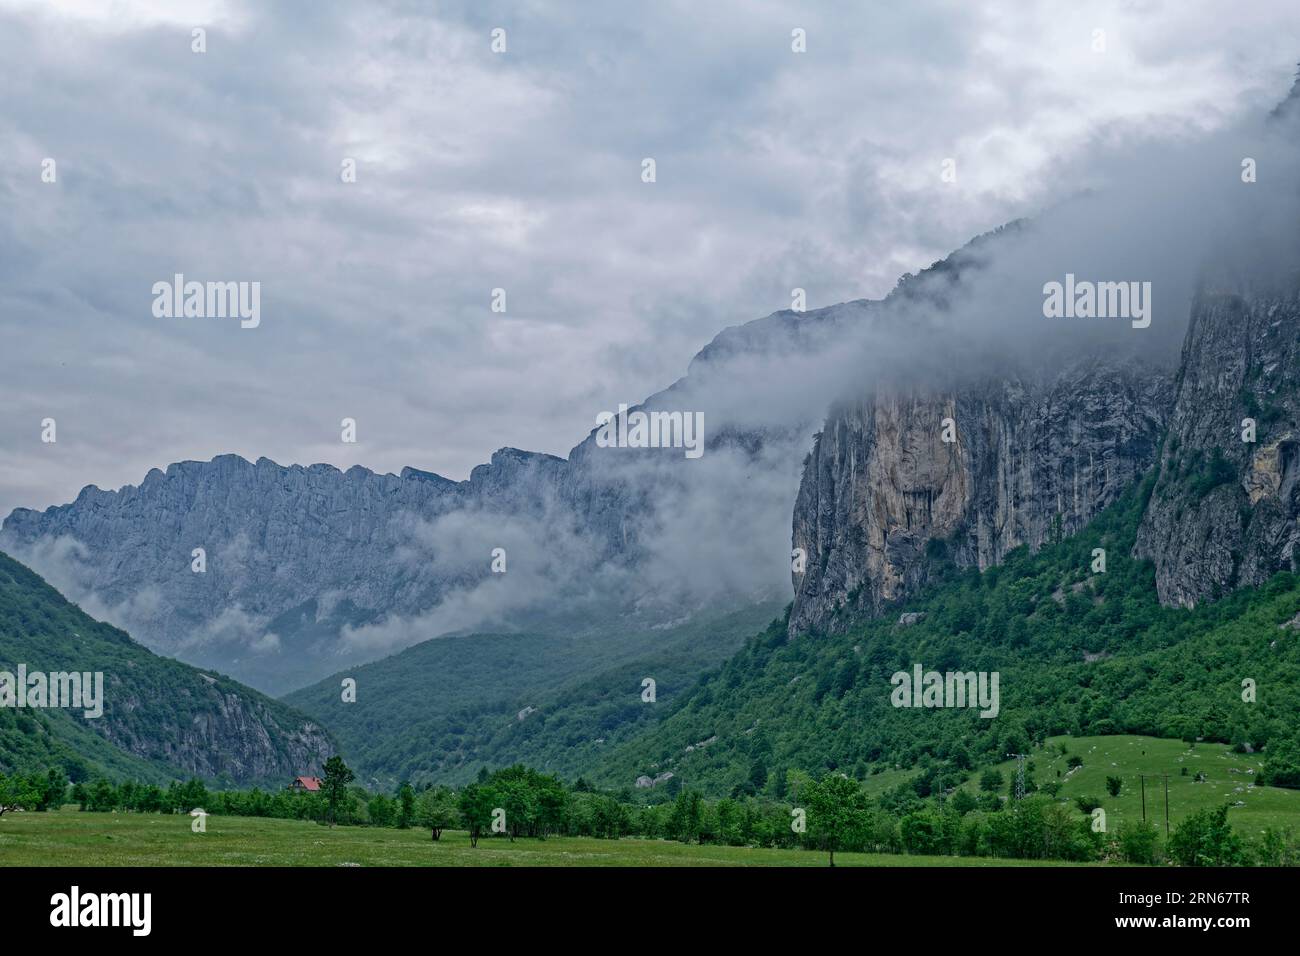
[1006,753,1028,802]
[938,782,952,813]
[1140,774,1146,822]
[1163,774,1170,839]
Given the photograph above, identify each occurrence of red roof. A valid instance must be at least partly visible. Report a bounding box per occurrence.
[293,776,322,791]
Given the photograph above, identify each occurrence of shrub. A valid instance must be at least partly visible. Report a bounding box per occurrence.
[1116,819,1161,865]
[1168,805,1246,867]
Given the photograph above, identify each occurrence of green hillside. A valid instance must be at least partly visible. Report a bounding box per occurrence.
[284,602,782,787]
[590,477,1300,797]
[0,551,334,785]
[967,735,1300,834]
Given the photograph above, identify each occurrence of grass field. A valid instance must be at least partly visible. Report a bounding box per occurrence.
[0,808,1097,867]
[4,734,1294,866]
[963,735,1300,835]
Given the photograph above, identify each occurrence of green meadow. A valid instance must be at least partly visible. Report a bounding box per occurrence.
[0,807,1094,867]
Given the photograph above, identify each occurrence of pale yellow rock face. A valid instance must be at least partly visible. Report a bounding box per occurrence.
[1247,435,1293,504]
[858,395,970,605]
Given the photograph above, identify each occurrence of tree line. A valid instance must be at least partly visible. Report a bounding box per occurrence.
[4,758,1295,865]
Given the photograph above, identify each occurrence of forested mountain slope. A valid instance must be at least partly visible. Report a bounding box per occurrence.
[0,551,334,784]
[593,479,1300,797]
[284,602,781,787]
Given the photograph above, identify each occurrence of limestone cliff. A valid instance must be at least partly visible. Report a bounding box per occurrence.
[1135,284,1300,606]
[790,359,1173,634]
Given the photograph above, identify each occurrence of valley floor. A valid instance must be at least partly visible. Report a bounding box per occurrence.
[0,809,1102,867]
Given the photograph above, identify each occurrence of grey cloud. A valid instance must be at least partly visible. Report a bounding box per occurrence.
[3,0,1296,518]
[2,2,1299,676]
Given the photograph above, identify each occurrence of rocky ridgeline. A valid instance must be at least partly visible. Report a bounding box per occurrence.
[1,447,616,693]
[0,301,855,693]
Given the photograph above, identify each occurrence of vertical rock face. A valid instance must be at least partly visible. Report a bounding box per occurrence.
[1135,286,1300,606]
[790,359,1173,634]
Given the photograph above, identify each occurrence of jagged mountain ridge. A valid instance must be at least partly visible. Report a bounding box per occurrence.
[2,449,582,693]
[0,294,871,693]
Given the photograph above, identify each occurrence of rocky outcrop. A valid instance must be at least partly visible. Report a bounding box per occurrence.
[1135,285,1300,606]
[790,358,1173,634]
[97,683,334,782]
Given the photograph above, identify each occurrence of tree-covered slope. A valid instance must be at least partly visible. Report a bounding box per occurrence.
[0,550,335,785]
[591,477,1300,796]
[284,602,782,787]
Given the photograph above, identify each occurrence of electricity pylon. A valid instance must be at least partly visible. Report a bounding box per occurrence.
[1006,753,1028,802]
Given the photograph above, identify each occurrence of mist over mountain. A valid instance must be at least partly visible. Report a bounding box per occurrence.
[0,307,835,692]
[4,75,1299,699]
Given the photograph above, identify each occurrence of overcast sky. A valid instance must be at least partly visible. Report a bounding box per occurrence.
[1,0,1297,517]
